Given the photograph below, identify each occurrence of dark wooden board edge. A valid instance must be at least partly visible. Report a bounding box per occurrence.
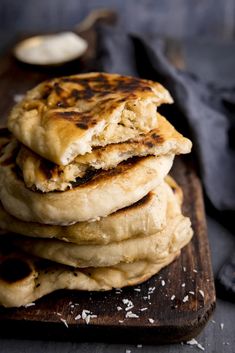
[0,156,216,344]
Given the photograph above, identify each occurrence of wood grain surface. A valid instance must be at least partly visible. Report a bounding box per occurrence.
[0,42,215,344]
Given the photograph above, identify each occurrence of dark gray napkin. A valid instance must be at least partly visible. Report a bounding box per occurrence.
[96,26,235,213]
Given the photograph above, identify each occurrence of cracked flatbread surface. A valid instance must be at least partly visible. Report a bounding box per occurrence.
[8,72,173,165]
[16,114,191,192]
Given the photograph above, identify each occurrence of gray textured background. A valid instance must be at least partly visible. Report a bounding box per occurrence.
[0,1,235,352]
[0,0,235,50]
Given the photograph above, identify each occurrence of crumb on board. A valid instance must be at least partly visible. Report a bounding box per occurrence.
[74,310,97,324]
[186,338,205,351]
[199,290,205,298]
[182,295,189,303]
[126,311,139,319]
[24,302,36,308]
[60,318,68,328]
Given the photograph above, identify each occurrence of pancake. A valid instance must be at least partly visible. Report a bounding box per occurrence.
[8,72,173,165]
[0,182,169,245]
[0,240,181,308]
[0,152,174,224]
[16,114,192,192]
[9,183,193,268]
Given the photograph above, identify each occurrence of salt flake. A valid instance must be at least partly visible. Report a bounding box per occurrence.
[182,295,189,303]
[199,290,204,298]
[24,302,35,308]
[60,318,68,328]
[126,311,139,318]
[186,338,205,351]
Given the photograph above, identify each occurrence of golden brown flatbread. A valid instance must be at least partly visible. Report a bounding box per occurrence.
[16,114,192,192]
[9,181,192,268]
[0,183,169,245]
[0,150,174,224]
[8,73,173,165]
[0,239,181,308]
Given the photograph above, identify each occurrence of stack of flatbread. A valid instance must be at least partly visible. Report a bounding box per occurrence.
[0,72,193,307]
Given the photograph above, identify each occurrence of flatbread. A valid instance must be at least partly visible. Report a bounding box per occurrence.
[0,152,174,225]
[165,175,183,206]
[8,72,173,165]
[16,114,192,192]
[0,183,169,245]
[0,240,180,308]
[9,184,193,268]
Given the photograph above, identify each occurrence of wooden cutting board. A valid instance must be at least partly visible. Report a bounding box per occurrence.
[0,42,215,344]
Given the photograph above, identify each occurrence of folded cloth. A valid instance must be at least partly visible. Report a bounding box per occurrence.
[96,26,235,213]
